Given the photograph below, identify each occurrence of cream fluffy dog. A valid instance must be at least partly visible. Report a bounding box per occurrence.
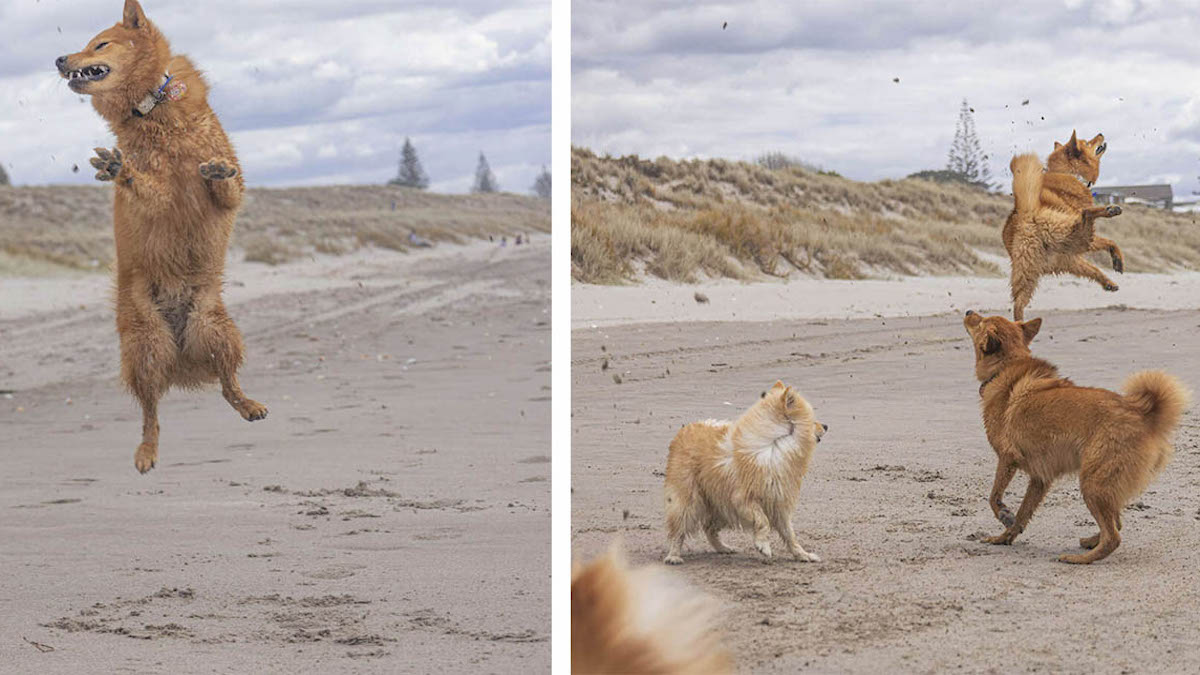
[663,381,827,564]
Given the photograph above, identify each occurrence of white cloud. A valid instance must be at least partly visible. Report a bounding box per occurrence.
[574,0,1200,198]
[0,0,549,192]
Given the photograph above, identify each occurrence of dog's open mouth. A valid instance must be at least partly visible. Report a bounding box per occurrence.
[66,64,110,89]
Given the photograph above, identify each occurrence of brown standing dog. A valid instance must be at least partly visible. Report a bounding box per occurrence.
[963,310,1189,563]
[57,0,267,473]
[1004,131,1125,320]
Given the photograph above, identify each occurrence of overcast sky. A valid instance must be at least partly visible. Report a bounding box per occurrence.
[0,0,549,192]
[574,0,1200,198]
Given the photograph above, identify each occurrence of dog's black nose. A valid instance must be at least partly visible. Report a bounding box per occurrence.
[822,423,829,431]
[965,309,975,316]
[55,55,68,72]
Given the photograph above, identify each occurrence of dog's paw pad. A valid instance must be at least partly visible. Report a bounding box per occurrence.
[1105,206,1122,217]
[89,147,122,182]
[199,160,238,181]
[1103,283,1119,292]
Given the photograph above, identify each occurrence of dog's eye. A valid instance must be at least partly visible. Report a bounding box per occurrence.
[95,42,109,50]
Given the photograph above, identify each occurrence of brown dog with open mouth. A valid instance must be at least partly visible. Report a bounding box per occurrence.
[1004,131,1125,321]
[57,0,267,473]
[963,310,1188,563]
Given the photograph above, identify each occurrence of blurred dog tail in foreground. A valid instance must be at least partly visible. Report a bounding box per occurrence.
[571,542,731,674]
[1124,370,1192,440]
[1010,153,1044,218]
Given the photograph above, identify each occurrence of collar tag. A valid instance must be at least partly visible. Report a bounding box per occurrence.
[132,73,174,118]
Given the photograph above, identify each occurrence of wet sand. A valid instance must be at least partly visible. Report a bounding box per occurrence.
[1,239,549,672]
[572,294,1200,673]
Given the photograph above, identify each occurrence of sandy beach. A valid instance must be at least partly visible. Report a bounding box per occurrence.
[572,280,1200,673]
[1,239,549,673]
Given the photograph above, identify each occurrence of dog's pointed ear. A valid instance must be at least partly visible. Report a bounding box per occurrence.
[981,334,1001,355]
[781,387,796,409]
[1021,318,1042,344]
[1054,141,1063,150]
[770,380,786,391]
[1067,130,1080,156]
[123,0,146,29]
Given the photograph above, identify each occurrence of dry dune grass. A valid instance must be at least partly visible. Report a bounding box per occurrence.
[0,185,550,273]
[571,146,1200,284]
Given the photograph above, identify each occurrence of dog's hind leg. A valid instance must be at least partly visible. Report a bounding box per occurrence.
[1056,255,1118,292]
[1081,510,1124,549]
[1089,236,1125,273]
[117,290,178,474]
[663,486,694,564]
[182,297,268,422]
[771,512,819,562]
[983,477,1048,545]
[1061,491,1121,564]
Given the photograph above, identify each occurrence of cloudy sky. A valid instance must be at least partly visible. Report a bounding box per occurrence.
[574,0,1200,198]
[0,0,549,192]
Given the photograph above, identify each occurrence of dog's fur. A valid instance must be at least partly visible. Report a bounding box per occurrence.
[572,542,731,674]
[963,310,1189,563]
[663,381,827,564]
[58,0,266,473]
[1004,131,1125,320]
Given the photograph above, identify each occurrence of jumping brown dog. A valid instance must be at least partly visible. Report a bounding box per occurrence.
[57,0,267,473]
[1004,131,1125,321]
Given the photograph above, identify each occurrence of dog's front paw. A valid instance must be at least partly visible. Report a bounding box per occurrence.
[89,147,122,182]
[663,554,683,565]
[1111,250,1124,273]
[235,398,268,422]
[1103,282,1119,292]
[982,531,1016,545]
[134,442,157,474]
[199,160,238,181]
[1105,205,1122,217]
[795,551,820,563]
[755,540,772,558]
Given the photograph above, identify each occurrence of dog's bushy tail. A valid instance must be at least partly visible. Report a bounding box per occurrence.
[572,542,731,674]
[1124,370,1191,438]
[1010,153,1043,217]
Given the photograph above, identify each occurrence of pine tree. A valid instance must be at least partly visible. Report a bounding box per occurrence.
[0,163,9,186]
[946,99,992,189]
[389,137,429,189]
[472,152,498,193]
[531,165,551,199]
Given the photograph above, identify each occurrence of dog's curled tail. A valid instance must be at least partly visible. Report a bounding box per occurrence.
[1124,370,1191,437]
[1010,153,1043,217]
[572,541,732,674]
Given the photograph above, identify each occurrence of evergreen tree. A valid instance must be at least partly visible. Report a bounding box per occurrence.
[472,152,498,193]
[389,137,429,189]
[946,99,992,189]
[531,165,551,199]
[0,163,9,186]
